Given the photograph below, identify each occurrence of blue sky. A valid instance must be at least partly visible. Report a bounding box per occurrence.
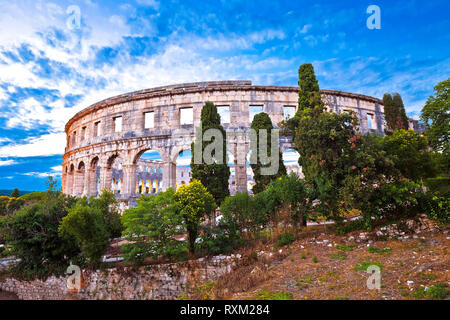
[0,0,448,191]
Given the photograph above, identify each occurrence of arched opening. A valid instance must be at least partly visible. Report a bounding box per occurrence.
[67,164,75,195]
[282,148,303,178]
[90,157,100,196]
[135,150,163,194]
[74,161,86,196]
[176,150,191,190]
[107,155,124,195]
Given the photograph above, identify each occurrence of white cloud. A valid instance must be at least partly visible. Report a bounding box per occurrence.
[0,159,18,166]
[0,132,66,157]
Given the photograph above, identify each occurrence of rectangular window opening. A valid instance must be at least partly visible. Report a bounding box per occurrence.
[217,106,230,124]
[283,106,296,120]
[180,107,193,125]
[144,111,155,129]
[114,116,123,133]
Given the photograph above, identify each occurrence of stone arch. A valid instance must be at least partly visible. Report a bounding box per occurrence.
[73,160,86,196]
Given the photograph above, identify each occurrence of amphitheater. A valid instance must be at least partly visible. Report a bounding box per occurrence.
[62,80,418,207]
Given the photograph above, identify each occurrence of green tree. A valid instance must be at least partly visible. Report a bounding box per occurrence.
[10,188,20,198]
[383,93,395,132]
[420,78,450,163]
[282,63,324,136]
[191,101,230,206]
[297,63,324,114]
[174,179,216,254]
[220,192,262,239]
[1,190,80,279]
[392,93,409,130]
[264,173,312,228]
[59,204,110,266]
[250,112,286,193]
[382,129,435,181]
[121,189,187,264]
[383,93,409,131]
[295,108,359,220]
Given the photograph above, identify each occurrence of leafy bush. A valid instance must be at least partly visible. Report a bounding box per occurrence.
[1,192,81,279]
[121,189,187,264]
[418,192,450,225]
[197,212,243,255]
[174,180,216,254]
[220,192,262,239]
[424,176,450,197]
[276,232,295,247]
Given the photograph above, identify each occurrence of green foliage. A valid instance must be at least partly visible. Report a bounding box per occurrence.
[413,284,449,300]
[19,192,45,202]
[382,129,435,181]
[1,191,80,279]
[329,252,347,260]
[392,94,409,130]
[335,244,354,251]
[0,196,25,216]
[121,189,187,264]
[420,78,449,159]
[10,188,20,198]
[250,112,286,194]
[191,101,230,206]
[383,93,408,131]
[59,204,110,266]
[417,192,450,225]
[197,212,243,255]
[220,192,264,239]
[354,261,383,271]
[335,218,369,235]
[367,246,392,255]
[297,63,324,114]
[174,180,216,253]
[277,232,295,247]
[424,176,450,197]
[294,104,359,220]
[90,190,123,238]
[256,290,292,300]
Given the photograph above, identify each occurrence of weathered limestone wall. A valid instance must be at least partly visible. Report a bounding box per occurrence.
[0,255,237,300]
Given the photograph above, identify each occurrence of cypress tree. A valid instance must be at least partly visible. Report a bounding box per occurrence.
[250,112,286,194]
[191,102,230,206]
[392,93,409,130]
[297,63,324,114]
[383,93,395,132]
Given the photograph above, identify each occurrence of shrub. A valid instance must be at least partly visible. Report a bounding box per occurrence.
[197,212,243,255]
[121,189,187,264]
[59,204,110,266]
[418,192,449,225]
[220,192,263,239]
[174,180,216,254]
[276,232,295,247]
[1,192,81,279]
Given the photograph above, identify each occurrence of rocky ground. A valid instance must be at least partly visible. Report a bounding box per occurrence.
[216,215,449,300]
